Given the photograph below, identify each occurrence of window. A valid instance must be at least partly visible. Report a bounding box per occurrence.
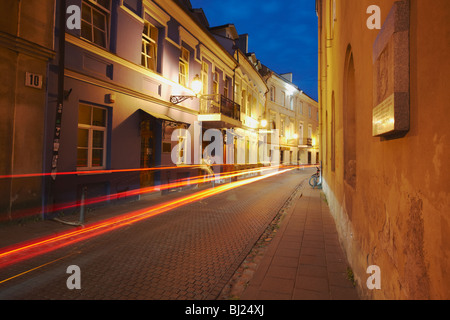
[77,104,108,169]
[141,21,158,71]
[247,94,251,117]
[281,91,286,106]
[241,90,247,115]
[299,123,304,142]
[213,71,219,95]
[123,0,141,15]
[270,86,275,102]
[179,47,190,87]
[224,77,230,98]
[309,106,312,118]
[162,142,172,153]
[289,96,294,110]
[81,0,111,48]
[299,101,303,114]
[201,61,209,95]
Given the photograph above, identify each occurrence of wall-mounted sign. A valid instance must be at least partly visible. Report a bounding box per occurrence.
[25,72,43,89]
[372,0,410,137]
[373,94,395,136]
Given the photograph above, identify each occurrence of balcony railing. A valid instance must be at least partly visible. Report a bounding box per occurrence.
[200,94,241,122]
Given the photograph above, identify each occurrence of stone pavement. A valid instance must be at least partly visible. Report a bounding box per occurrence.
[0,169,311,300]
[240,184,360,300]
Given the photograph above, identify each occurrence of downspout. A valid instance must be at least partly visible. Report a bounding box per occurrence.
[47,0,66,219]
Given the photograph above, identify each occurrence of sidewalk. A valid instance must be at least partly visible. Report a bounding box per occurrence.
[240,185,359,300]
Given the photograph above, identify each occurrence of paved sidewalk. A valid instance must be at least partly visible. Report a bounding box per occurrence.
[241,185,359,300]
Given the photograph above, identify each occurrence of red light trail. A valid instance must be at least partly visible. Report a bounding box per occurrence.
[0,167,295,269]
[0,165,293,222]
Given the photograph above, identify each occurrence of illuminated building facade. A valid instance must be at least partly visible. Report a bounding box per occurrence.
[317,0,450,299]
[260,68,319,165]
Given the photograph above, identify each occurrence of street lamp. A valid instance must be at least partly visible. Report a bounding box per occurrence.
[260,119,268,128]
[170,74,203,104]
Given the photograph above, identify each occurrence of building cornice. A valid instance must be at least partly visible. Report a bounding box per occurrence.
[0,31,55,61]
[153,0,238,68]
[65,68,199,116]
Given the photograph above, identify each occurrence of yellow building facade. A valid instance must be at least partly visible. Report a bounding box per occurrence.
[317,0,450,299]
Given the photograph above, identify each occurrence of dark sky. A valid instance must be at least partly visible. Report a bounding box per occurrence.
[189,0,319,101]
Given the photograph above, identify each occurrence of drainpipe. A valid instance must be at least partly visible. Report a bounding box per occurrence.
[47,0,66,220]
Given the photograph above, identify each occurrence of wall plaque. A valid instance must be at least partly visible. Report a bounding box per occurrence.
[372,0,410,137]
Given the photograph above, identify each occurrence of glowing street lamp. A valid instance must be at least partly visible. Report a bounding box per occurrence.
[260,119,268,128]
[191,75,203,96]
[170,74,202,104]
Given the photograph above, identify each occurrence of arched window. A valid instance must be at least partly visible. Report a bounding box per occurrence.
[343,46,356,188]
[331,91,336,172]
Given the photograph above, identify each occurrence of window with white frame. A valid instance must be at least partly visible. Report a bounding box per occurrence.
[281,91,286,106]
[141,21,158,71]
[77,104,108,169]
[200,61,209,112]
[179,47,190,87]
[299,123,304,142]
[270,86,275,102]
[213,71,219,95]
[289,120,294,138]
[81,0,111,48]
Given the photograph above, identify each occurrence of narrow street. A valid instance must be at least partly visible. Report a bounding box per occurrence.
[0,169,311,300]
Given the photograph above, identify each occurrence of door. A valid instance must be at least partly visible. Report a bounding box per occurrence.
[140,120,156,187]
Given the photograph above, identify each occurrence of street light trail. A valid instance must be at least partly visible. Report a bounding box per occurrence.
[0,167,294,269]
[0,165,287,222]
[0,164,205,180]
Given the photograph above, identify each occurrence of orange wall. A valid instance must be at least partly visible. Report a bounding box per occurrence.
[318,0,450,299]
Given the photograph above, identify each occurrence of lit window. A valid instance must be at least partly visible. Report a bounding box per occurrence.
[81,0,110,48]
[141,22,158,71]
[179,47,190,87]
[213,71,219,95]
[77,104,108,169]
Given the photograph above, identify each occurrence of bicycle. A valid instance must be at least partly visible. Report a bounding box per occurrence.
[309,166,322,189]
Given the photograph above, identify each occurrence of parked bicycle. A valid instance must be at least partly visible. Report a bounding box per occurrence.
[309,166,322,189]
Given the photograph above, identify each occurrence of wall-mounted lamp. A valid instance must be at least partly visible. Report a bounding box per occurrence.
[170,75,203,104]
[260,119,268,128]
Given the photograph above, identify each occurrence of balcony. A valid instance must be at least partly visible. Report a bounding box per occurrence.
[297,138,313,147]
[198,94,242,129]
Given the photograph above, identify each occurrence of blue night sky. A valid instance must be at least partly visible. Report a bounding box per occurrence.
[189,0,319,101]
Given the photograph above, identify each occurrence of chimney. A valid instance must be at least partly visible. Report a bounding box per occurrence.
[280,73,293,82]
[238,34,249,54]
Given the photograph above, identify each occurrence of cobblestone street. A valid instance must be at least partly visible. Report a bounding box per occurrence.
[0,169,310,300]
